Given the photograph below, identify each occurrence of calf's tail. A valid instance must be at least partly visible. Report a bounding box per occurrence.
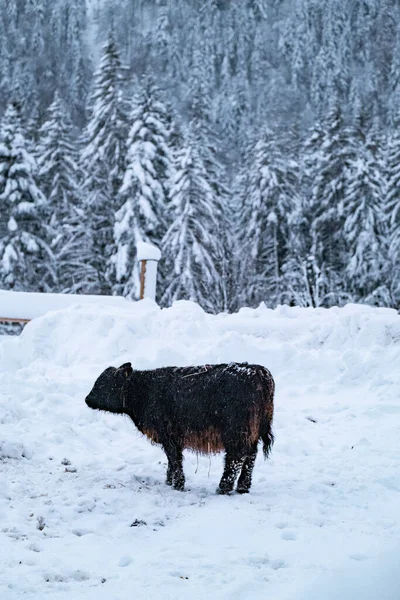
[257,368,275,459]
[260,417,274,459]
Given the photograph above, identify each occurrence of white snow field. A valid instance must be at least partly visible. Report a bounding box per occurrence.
[0,300,399,599]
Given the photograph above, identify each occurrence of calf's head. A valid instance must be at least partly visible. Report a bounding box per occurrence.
[85,362,133,413]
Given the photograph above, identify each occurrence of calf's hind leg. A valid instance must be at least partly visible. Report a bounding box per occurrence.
[163,441,185,491]
[217,450,245,495]
[236,444,258,494]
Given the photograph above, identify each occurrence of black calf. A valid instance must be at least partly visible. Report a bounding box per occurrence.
[85,362,275,494]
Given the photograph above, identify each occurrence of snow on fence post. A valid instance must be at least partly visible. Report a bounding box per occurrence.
[137,242,161,301]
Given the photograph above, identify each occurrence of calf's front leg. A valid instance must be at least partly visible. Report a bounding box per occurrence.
[166,462,174,486]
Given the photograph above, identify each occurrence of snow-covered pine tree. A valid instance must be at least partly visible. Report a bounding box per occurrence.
[112,76,172,299]
[186,9,215,105]
[386,110,400,250]
[382,110,400,306]
[80,32,129,294]
[161,139,225,313]
[375,0,399,93]
[65,0,89,127]
[37,92,96,292]
[323,1,351,100]
[0,14,11,112]
[0,102,54,291]
[216,55,236,148]
[282,119,329,308]
[282,0,317,97]
[238,126,299,308]
[38,93,80,228]
[186,41,232,310]
[230,147,252,311]
[152,0,170,72]
[343,119,385,302]
[388,26,400,125]
[310,99,355,305]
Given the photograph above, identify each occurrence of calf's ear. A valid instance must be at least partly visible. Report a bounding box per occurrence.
[117,362,133,377]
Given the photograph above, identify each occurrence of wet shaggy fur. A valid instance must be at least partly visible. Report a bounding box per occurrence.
[85,362,275,494]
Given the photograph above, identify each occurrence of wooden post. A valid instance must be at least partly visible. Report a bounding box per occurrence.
[137,242,161,301]
[139,260,147,300]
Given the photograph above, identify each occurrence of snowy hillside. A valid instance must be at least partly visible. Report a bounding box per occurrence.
[0,300,399,599]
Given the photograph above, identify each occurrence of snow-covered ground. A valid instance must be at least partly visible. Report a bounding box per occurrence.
[0,300,399,599]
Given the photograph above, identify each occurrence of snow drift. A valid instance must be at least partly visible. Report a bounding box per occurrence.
[0,289,130,321]
[0,300,399,599]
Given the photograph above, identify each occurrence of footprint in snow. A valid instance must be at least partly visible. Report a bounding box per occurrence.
[281,530,296,541]
[271,558,287,571]
[27,543,43,553]
[72,528,92,537]
[4,527,28,541]
[247,554,269,567]
[271,559,287,570]
[349,553,368,561]
[44,569,90,583]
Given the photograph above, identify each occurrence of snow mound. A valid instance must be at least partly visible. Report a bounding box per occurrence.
[0,300,399,599]
[0,439,31,460]
[0,289,130,321]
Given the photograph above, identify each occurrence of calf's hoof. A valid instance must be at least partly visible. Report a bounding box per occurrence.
[173,480,185,492]
[236,486,250,494]
[216,486,233,495]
